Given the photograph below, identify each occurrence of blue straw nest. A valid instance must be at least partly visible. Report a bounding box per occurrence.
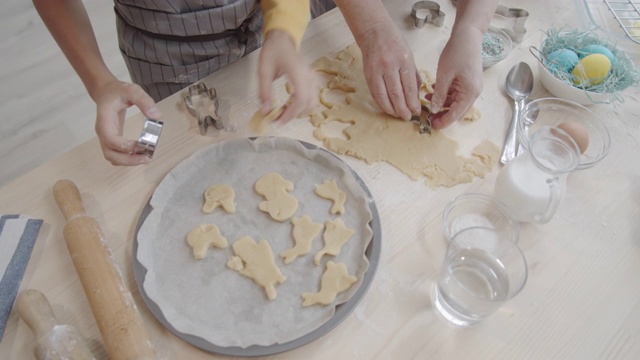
[535,28,640,95]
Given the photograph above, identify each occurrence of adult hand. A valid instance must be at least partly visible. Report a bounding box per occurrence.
[93,80,162,166]
[358,26,421,121]
[258,29,316,123]
[429,28,484,129]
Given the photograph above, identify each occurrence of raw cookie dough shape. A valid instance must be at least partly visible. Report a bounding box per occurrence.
[250,105,284,135]
[202,184,236,214]
[315,179,347,215]
[310,43,500,187]
[314,218,355,265]
[281,215,324,264]
[255,172,299,222]
[187,224,229,259]
[226,236,286,300]
[302,261,357,306]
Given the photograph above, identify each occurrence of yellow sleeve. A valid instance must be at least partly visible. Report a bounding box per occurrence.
[261,0,310,49]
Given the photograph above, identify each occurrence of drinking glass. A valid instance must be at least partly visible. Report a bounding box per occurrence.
[442,193,518,244]
[432,226,528,327]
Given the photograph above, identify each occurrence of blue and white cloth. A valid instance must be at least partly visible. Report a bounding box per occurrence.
[0,214,43,341]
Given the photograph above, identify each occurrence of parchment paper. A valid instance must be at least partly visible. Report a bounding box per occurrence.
[137,137,373,348]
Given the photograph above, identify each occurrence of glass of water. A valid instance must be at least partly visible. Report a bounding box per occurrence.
[442,193,518,244]
[432,226,528,327]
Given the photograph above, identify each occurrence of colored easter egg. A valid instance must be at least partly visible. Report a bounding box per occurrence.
[581,44,615,64]
[572,54,611,86]
[546,49,579,72]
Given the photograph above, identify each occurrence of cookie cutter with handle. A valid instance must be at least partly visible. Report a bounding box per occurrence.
[411,1,446,28]
[184,82,224,135]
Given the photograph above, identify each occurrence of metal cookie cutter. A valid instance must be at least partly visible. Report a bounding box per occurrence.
[184,82,223,135]
[410,105,433,135]
[494,5,529,43]
[451,0,529,43]
[134,119,163,158]
[411,1,446,28]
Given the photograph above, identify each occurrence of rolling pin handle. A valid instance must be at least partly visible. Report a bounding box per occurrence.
[16,289,96,360]
[16,289,57,339]
[53,179,87,221]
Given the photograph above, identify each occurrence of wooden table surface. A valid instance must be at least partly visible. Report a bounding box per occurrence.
[2,1,639,359]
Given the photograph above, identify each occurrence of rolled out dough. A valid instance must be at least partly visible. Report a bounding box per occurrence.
[310,43,499,187]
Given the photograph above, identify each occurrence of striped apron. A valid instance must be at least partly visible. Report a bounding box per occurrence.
[115,0,336,101]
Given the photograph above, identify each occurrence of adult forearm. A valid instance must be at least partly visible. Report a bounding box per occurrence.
[33,0,116,100]
[333,0,420,120]
[452,0,499,36]
[333,0,394,45]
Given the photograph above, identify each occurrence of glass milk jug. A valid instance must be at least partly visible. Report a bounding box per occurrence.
[494,126,581,223]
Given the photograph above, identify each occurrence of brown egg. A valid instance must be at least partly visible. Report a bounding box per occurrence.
[557,121,590,154]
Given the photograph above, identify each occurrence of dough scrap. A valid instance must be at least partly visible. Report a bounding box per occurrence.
[250,106,284,135]
[302,261,357,306]
[226,256,244,271]
[311,43,499,187]
[202,184,236,214]
[314,218,355,265]
[255,172,299,222]
[281,215,324,264]
[226,236,286,300]
[315,179,347,215]
[187,224,229,259]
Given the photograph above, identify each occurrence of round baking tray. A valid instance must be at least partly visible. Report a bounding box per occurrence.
[133,138,381,356]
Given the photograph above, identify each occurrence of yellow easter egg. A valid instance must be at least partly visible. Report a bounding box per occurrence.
[572,54,611,86]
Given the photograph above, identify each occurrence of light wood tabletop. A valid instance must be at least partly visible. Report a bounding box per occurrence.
[2,1,639,359]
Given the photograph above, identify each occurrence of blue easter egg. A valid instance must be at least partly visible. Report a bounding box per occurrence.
[581,44,615,64]
[545,49,579,73]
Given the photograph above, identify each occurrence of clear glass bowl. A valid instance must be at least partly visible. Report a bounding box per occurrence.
[517,97,611,170]
[482,26,512,68]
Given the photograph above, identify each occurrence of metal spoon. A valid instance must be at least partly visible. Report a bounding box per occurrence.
[500,62,533,165]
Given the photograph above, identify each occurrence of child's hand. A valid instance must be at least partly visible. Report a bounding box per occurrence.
[93,80,161,165]
[258,29,316,123]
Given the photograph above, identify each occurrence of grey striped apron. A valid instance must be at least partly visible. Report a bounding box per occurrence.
[115,0,336,102]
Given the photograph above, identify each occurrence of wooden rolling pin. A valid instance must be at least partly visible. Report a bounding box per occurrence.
[16,289,95,360]
[53,179,156,360]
